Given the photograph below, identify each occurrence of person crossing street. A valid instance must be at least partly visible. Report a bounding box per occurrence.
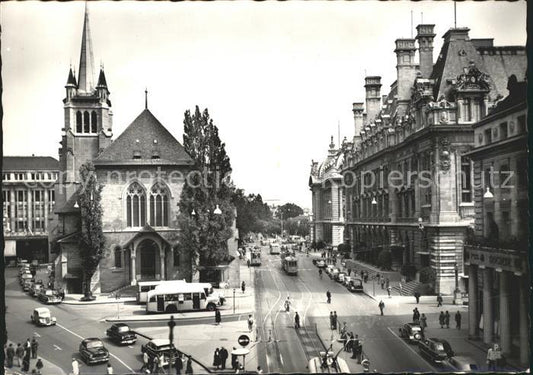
[378,300,385,315]
[31,338,39,359]
[455,311,462,329]
[326,290,332,304]
[294,312,301,329]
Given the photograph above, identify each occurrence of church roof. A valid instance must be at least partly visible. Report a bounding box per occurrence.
[96,68,107,88]
[3,156,59,171]
[66,68,77,86]
[94,109,194,166]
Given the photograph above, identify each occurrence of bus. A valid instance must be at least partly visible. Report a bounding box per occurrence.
[146,283,221,313]
[270,244,281,255]
[136,280,186,303]
[250,250,262,266]
[282,256,298,275]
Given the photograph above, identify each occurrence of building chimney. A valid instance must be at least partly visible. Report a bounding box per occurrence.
[364,76,382,124]
[395,38,417,115]
[416,24,436,79]
[352,102,364,143]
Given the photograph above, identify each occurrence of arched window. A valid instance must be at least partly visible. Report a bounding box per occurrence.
[76,111,82,133]
[83,111,90,133]
[126,182,146,227]
[114,246,122,268]
[150,182,169,227]
[91,111,97,133]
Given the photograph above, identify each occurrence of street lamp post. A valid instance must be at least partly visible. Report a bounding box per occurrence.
[233,288,236,314]
[168,315,176,368]
[453,263,463,305]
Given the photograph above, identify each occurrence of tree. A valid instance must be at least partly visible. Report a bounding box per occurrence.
[78,162,105,299]
[276,203,304,220]
[284,215,310,237]
[233,190,274,237]
[176,106,236,274]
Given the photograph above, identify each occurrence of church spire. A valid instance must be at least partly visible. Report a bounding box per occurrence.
[77,1,96,93]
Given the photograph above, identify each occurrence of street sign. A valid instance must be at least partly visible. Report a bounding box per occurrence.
[238,334,250,347]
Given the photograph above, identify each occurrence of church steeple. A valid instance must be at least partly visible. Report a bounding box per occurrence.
[77,2,96,93]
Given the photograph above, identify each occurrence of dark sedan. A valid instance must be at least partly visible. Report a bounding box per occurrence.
[399,323,423,343]
[79,338,110,364]
[106,323,137,345]
[418,338,454,364]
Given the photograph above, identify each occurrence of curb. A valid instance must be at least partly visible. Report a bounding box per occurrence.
[105,310,253,323]
[61,297,137,305]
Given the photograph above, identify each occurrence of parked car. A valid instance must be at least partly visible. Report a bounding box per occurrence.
[347,278,364,293]
[448,355,480,371]
[29,283,44,297]
[19,264,30,275]
[329,268,340,280]
[141,338,179,367]
[343,276,352,286]
[106,323,137,345]
[22,280,34,292]
[315,260,326,268]
[30,307,57,326]
[20,273,33,285]
[399,323,423,342]
[335,272,346,283]
[38,289,62,304]
[79,338,110,364]
[418,338,454,364]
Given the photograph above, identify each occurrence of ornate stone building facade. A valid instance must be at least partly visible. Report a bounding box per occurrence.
[49,6,239,294]
[338,25,526,294]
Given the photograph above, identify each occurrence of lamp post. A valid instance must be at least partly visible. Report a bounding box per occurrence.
[233,288,236,314]
[453,262,463,305]
[168,315,176,368]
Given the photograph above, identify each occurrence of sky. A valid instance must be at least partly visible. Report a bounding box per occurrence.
[1,1,527,210]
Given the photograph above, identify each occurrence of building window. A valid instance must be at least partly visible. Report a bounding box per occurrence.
[484,128,492,145]
[499,122,508,140]
[126,182,146,227]
[517,115,526,134]
[49,189,55,213]
[91,111,97,133]
[173,249,180,267]
[114,247,122,268]
[84,111,90,133]
[461,158,472,202]
[150,182,169,227]
[463,98,472,122]
[76,111,82,133]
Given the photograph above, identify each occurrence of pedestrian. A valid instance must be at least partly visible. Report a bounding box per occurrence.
[152,354,161,374]
[381,278,385,289]
[231,347,238,370]
[385,278,390,289]
[492,344,502,369]
[106,363,114,374]
[213,348,221,369]
[326,290,331,304]
[351,334,360,359]
[345,332,354,352]
[455,311,462,329]
[420,313,427,334]
[35,358,44,374]
[6,343,15,368]
[59,288,65,300]
[294,312,301,329]
[387,286,392,298]
[247,314,254,332]
[437,294,443,307]
[364,272,368,283]
[347,268,351,276]
[16,343,25,367]
[376,273,380,283]
[72,358,80,375]
[356,340,363,364]
[31,337,38,359]
[257,365,263,374]
[215,308,221,325]
[219,347,228,370]
[487,345,497,371]
[22,352,30,373]
[241,281,246,294]
[185,356,193,374]
[141,351,150,372]
[439,311,445,328]
[378,300,385,315]
[414,291,421,304]
[412,307,420,323]
[445,311,450,328]
[25,338,31,352]
[175,354,184,375]
[332,311,338,330]
[329,312,334,329]
[340,321,347,337]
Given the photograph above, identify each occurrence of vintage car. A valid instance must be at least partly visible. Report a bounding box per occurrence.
[22,279,34,292]
[399,323,423,343]
[335,272,346,283]
[30,307,57,326]
[314,259,326,268]
[106,323,137,345]
[308,351,350,373]
[29,283,44,297]
[418,338,454,364]
[20,273,33,285]
[328,267,340,280]
[448,355,480,371]
[342,276,352,286]
[38,289,62,304]
[141,338,179,367]
[79,338,109,364]
[347,278,364,293]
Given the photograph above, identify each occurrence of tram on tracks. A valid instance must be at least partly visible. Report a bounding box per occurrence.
[282,255,298,275]
[250,250,262,266]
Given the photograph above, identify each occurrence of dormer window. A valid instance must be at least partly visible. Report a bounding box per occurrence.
[152,151,160,159]
[133,151,142,159]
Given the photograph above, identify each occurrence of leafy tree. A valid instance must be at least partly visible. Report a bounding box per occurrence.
[284,215,310,237]
[177,107,235,274]
[276,203,304,220]
[78,162,105,299]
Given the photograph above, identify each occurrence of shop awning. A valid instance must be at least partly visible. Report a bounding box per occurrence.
[4,240,16,257]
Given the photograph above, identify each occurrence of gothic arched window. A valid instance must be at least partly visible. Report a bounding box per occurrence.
[150,182,169,227]
[126,182,146,227]
[76,111,82,133]
[83,111,90,133]
[91,111,97,133]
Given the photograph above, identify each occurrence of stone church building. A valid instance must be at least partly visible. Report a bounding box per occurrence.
[49,7,239,294]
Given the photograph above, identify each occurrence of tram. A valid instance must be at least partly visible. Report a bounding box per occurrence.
[250,250,262,266]
[282,255,298,275]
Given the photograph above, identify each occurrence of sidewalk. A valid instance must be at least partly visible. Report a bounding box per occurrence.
[4,340,66,375]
